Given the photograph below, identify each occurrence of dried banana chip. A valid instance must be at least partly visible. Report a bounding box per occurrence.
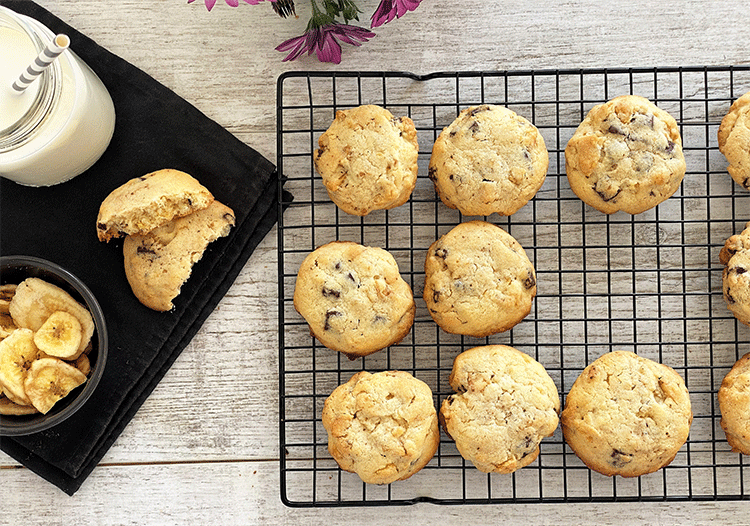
[0,393,38,415]
[0,328,42,406]
[33,310,83,359]
[9,278,94,354]
[24,357,87,414]
[74,354,91,376]
[0,284,16,314]
[0,312,17,340]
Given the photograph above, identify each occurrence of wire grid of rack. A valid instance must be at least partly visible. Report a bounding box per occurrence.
[276,67,750,507]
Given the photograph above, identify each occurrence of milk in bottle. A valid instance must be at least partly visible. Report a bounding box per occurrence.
[0,6,116,186]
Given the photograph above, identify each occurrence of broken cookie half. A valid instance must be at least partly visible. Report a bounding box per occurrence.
[96,168,215,242]
[123,201,235,312]
[97,169,235,311]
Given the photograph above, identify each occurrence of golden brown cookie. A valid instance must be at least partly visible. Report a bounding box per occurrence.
[718,90,750,190]
[719,222,750,326]
[123,200,235,311]
[440,345,560,474]
[314,104,419,216]
[322,370,439,484]
[565,95,686,214]
[718,353,750,454]
[97,168,214,242]
[423,220,536,337]
[561,351,692,477]
[429,104,548,216]
[293,241,415,358]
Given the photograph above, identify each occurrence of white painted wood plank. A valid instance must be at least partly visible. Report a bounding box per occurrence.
[2,460,750,525]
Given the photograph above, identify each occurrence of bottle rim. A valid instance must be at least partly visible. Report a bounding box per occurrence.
[0,6,62,152]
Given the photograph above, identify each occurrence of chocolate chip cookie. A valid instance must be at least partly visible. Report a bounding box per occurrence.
[293,241,415,358]
[440,345,560,474]
[719,222,750,326]
[718,352,750,454]
[314,104,419,216]
[565,95,686,214]
[428,104,548,217]
[423,220,536,337]
[718,90,750,190]
[561,351,692,477]
[322,370,439,484]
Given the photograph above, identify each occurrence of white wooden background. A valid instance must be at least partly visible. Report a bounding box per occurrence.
[3,0,750,524]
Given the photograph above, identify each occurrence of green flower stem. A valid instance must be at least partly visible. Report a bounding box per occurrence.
[308,0,331,29]
[323,0,361,23]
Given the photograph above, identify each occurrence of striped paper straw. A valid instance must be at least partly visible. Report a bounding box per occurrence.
[11,34,70,93]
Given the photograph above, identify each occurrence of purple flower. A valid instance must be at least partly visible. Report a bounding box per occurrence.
[276,23,375,64]
[370,0,421,28]
[187,0,420,63]
[187,0,275,11]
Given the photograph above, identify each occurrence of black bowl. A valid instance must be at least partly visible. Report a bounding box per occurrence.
[0,255,107,436]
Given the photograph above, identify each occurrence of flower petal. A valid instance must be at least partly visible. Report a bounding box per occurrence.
[305,27,323,56]
[276,34,305,52]
[316,32,342,64]
[276,34,308,61]
[331,25,374,46]
[371,0,421,28]
[370,0,394,28]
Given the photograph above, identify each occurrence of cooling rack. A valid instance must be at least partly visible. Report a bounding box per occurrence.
[276,67,750,507]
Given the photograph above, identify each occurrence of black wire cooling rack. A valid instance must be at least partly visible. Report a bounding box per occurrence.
[276,67,750,507]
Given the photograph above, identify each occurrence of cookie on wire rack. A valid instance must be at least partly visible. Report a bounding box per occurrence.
[719,221,750,326]
[322,370,439,485]
[423,220,536,337]
[293,241,415,358]
[440,345,560,474]
[719,352,750,454]
[561,351,692,477]
[428,104,549,217]
[718,90,750,190]
[564,95,686,214]
[314,104,419,216]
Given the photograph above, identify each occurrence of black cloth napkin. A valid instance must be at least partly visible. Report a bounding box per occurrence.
[0,0,288,495]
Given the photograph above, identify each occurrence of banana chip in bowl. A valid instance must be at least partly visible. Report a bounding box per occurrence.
[0,256,107,436]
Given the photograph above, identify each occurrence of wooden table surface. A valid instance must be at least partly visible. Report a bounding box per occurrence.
[3,1,750,524]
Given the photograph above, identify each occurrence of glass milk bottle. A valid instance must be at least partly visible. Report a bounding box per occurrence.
[0,6,115,186]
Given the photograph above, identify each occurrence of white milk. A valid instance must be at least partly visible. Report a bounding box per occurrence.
[0,26,41,131]
[0,7,115,186]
